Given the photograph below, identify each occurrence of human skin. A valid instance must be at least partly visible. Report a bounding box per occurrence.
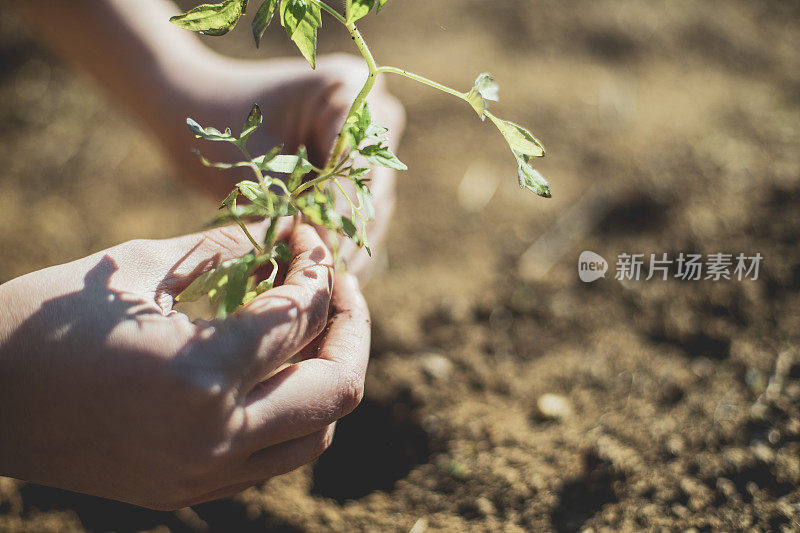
[0,1,403,505]
[0,223,371,510]
[15,0,406,276]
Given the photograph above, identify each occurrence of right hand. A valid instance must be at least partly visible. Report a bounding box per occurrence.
[164,53,405,278]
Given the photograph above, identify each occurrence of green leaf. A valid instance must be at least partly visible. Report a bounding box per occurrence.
[343,103,371,148]
[255,278,275,294]
[220,188,239,210]
[261,145,283,163]
[295,189,340,229]
[280,0,306,37]
[343,103,395,174]
[252,0,278,47]
[352,176,375,220]
[240,104,263,145]
[175,268,226,304]
[208,201,296,226]
[236,180,266,206]
[346,0,375,23]
[349,167,371,178]
[365,122,388,139]
[257,154,312,174]
[466,73,499,120]
[280,0,321,68]
[341,216,358,239]
[243,277,274,305]
[240,181,296,215]
[274,241,291,263]
[223,255,253,315]
[170,0,247,36]
[287,146,310,191]
[176,251,265,318]
[347,0,388,22]
[343,103,390,149]
[296,188,371,252]
[187,118,237,142]
[516,156,551,198]
[208,205,257,225]
[488,115,545,158]
[485,115,549,197]
[360,143,407,170]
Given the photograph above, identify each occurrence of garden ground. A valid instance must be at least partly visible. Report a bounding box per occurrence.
[1,1,799,531]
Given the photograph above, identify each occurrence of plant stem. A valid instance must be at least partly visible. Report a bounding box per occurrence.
[266,257,279,285]
[264,217,279,248]
[233,214,263,253]
[333,178,360,223]
[311,0,347,24]
[236,143,267,186]
[376,66,467,100]
[323,23,379,172]
[321,27,470,174]
[291,168,340,198]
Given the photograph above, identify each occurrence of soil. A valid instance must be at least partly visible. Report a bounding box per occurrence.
[1,0,800,531]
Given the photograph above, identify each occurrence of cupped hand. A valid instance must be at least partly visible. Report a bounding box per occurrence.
[165,53,406,277]
[0,224,369,510]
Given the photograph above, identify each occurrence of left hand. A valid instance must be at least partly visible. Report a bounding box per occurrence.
[0,223,371,510]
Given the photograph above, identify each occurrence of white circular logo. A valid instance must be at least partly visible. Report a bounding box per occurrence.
[578,251,608,282]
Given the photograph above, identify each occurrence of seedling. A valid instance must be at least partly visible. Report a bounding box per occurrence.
[170,0,551,317]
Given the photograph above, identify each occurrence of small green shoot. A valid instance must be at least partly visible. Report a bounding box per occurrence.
[170,0,552,316]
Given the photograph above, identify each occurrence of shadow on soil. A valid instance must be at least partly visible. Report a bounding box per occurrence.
[311,396,431,503]
[551,450,626,533]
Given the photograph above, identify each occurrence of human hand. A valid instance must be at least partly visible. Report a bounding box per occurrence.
[0,224,369,510]
[164,53,406,277]
[15,0,404,277]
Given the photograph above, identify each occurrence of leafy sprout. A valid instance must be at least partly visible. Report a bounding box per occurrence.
[170,0,552,317]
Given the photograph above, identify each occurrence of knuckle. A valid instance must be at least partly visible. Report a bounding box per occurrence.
[310,427,336,460]
[166,360,235,407]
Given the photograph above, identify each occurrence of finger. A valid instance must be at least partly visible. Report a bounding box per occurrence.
[237,273,369,452]
[220,224,334,386]
[225,424,337,488]
[172,481,259,510]
[174,424,336,509]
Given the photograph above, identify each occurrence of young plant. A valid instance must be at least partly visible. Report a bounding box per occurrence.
[170,0,551,318]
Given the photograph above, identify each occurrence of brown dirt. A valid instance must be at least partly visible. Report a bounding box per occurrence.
[2,1,800,531]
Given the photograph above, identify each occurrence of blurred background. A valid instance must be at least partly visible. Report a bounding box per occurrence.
[1,0,799,531]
